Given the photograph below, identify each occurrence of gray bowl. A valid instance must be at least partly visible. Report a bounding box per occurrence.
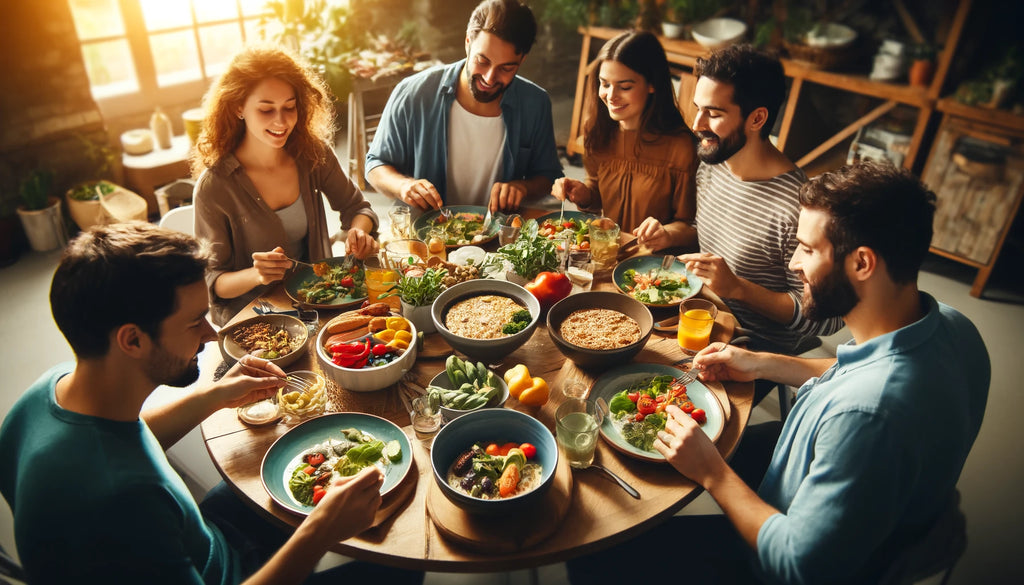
[430,408,557,516]
[431,279,541,364]
[428,371,510,423]
[546,291,653,370]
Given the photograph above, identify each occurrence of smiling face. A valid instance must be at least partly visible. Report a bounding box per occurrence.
[598,60,653,131]
[464,31,523,104]
[238,77,298,150]
[143,280,217,387]
[790,208,859,321]
[692,77,747,164]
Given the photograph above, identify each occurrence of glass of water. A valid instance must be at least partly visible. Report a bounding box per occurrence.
[556,398,604,469]
[411,395,442,448]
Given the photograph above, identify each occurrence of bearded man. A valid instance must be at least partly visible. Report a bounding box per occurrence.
[678,44,843,358]
[366,0,563,213]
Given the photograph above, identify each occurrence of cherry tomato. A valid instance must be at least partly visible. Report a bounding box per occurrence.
[669,384,688,398]
[627,392,640,403]
[485,443,501,456]
[519,443,537,459]
[637,394,657,416]
[371,343,389,356]
[303,465,317,475]
[306,452,325,467]
[312,485,327,505]
[580,241,590,250]
[562,221,575,229]
[680,400,695,414]
[634,413,646,422]
[499,442,519,456]
[340,276,355,287]
[690,408,707,425]
[655,395,666,403]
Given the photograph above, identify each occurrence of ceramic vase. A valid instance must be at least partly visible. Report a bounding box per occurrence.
[16,196,68,252]
[401,300,435,334]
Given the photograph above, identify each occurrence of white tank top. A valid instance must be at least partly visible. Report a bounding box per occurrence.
[446,100,504,206]
[275,194,307,260]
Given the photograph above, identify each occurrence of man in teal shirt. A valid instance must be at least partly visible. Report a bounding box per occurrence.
[0,223,420,584]
[568,161,989,584]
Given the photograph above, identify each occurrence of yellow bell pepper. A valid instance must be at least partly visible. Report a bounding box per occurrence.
[375,329,396,342]
[518,377,550,407]
[394,329,413,343]
[504,364,532,399]
[386,316,410,331]
[386,338,409,351]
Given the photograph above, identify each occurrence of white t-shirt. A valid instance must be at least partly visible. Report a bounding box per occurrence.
[445,100,504,206]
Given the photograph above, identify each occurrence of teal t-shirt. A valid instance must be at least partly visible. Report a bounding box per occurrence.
[0,364,241,584]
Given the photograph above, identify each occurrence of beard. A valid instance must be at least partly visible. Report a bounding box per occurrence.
[466,68,509,103]
[697,127,746,164]
[145,342,201,388]
[802,261,859,321]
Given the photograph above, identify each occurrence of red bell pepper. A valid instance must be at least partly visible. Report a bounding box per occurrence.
[524,271,572,309]
[332,338,371,368]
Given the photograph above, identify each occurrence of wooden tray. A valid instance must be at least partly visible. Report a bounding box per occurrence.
[425,453,572,553]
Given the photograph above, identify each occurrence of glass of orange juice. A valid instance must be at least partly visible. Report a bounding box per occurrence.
[426,226,447,262]
[677,298,718,355]
[363,255,400,310]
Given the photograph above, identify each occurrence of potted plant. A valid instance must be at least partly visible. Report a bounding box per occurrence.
[64,133,122,231]
[987,46,1022,108]
[908,43,937,87]
[16,169,68,252]
[661,0,688,38]
[383,265,448,333]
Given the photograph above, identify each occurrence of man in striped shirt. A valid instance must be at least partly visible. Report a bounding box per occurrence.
[680,45,844,357]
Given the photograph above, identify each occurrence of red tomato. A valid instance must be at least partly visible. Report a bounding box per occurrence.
[312,485,327,505]
[634,413,646,422]
[562,221,575,229]
[627,392,640,402]
[371,343,389,356]
[519,443,537,459]
[306,452,325,467]
[303,465,317,475]
[680,401,695,414]
[499,442,519,456]
[580,241,590,250]
[655,395,666,403]
[690,408,707,425]
[637,394,657,416]
[340,276,355,287]
[485,443,501,456]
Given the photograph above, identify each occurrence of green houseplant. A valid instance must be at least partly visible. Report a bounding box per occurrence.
[384,266,447,333]
[16,168,68,252]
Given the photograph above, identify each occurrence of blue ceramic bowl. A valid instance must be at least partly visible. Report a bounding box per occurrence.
[430,408,558,515]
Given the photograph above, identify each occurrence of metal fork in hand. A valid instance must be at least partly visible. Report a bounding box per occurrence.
[439,207,453,222]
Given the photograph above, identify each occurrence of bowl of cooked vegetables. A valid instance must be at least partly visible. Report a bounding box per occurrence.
[218,313,309,369]
[546,291,653,370]
[285,256,368,309]
[316,311,418,393]
[431,279,541,365]
[430,408,557,515]
[426,355,510,423]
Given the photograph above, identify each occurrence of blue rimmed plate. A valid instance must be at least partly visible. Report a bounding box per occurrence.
[612,255,702,307]
[591,363,723,463]
[412,205,499,247]
[261,413,413,515]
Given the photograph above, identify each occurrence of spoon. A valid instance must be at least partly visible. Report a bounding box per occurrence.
[587,463,640,499]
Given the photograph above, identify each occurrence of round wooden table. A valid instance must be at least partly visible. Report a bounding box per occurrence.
[199,236,753,573]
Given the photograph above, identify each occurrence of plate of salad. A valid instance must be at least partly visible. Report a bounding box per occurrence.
[535,211,598,251]
[285,256,368,309]
[612,255,702,307]
[591,363,724,463]
[412,205,500,247]
[261,413,413,515]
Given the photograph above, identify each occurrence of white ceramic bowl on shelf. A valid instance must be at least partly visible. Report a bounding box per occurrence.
[691,18,747,49]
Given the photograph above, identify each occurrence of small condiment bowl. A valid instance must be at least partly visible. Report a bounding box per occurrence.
[277,370,327,424]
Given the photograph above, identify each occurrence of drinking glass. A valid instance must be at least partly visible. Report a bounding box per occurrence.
[589,217,620,271]
[363,255,400,310]
[677,298,718,355]
[566,249,594,293]
[499,224,520,246]
[426,226,447,262]
[384,238,428,273]
[411,395,442,448]
[388,206,412,240]
[295,307,319,346]
[556,398,604,469]
[562,376,589,399]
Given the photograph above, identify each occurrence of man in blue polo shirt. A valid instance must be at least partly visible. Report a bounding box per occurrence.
[365,0,563,213]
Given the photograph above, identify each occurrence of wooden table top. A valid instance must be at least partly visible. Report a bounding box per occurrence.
[199,229,754,573]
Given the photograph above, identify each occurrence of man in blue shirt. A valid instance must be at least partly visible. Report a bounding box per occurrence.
[568,161,989,584]
[365,0,563,213]
[0,223,421,584]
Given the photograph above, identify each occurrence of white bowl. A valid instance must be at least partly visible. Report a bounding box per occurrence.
[804,23,856,48]
[315,315,418,393]
[219,313,309,369]
[691,18,748,49]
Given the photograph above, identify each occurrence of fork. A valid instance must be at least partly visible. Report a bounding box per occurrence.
[255,298,276,314]
[648,254,676,280]
[439,207,453,222]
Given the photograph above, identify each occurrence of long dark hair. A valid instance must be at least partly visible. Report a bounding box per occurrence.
[583,31,691,153]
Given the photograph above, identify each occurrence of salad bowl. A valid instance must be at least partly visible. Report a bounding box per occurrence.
[612,255,702,307]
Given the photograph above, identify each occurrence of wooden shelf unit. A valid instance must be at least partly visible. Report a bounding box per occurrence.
[566,0,971,172]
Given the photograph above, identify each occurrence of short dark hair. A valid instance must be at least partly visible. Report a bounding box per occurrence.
[466,0,537,55]
[584,31,691,153]
[798,160,937,284]
[50,223,213,359]
[694,44,786,140]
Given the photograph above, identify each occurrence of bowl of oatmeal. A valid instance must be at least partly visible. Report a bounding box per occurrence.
[546,291,653,369]
[431,279,541,364]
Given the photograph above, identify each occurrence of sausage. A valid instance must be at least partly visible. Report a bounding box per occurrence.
[325,314,374,334]
[357,302,392,316]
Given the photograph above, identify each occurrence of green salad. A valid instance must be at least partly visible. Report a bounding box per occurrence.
[288,427,402,506]
[620,268,693,305]
[608,375,705,452]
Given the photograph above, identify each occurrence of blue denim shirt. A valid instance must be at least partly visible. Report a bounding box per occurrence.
[365,59,563,202]
[754,294,989,584]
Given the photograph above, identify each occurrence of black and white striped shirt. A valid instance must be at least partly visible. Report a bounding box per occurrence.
[695,162,844,354]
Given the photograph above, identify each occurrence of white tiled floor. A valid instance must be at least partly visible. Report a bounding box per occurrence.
[2,151,1022,583]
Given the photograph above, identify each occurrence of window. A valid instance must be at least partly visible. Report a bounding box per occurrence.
[68,0,277,115]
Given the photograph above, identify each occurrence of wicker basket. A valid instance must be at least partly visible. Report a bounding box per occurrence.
[783,40,860,71]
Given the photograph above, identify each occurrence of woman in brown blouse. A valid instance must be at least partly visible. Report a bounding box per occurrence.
[192,45,379,325]
[552,31,698,252]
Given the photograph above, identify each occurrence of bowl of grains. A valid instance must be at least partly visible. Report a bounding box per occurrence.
[431,279,541,365]
[546,291,653,370]
[219,313,309,369]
